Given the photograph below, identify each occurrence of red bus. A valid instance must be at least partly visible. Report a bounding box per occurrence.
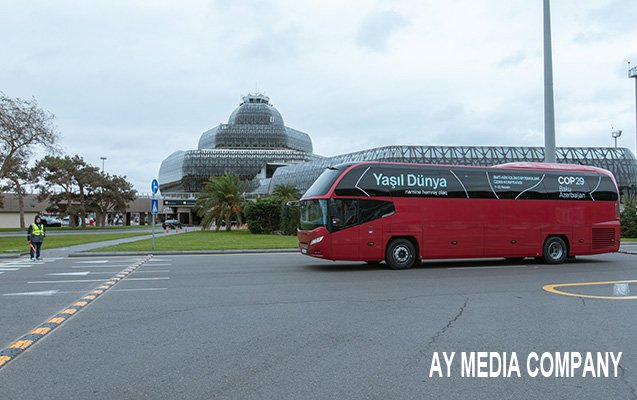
[297,162,620,269]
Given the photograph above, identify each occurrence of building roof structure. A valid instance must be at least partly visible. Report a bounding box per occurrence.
[159,94,319,193]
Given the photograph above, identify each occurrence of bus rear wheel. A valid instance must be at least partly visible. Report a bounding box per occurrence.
[386,238,416,270]
[542,236,568,264]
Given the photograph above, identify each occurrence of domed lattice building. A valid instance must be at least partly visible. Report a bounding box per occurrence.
[158,94,321,194]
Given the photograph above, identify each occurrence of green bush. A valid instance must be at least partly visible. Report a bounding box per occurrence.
[245,197,282,234]
[280,202,300,236]
[621,201,637,238]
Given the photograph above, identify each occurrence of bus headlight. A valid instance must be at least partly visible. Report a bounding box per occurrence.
[310,236,324,245]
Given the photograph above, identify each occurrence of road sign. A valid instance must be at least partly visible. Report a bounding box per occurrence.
[151,199,159,215]
[151,179,159,194]
[164,199,196,206]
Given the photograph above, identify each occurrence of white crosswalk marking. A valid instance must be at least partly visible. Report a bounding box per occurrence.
[48,271,91,276]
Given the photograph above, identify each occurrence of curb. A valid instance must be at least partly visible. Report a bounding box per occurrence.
[69,248,298,257]
[0,254,21,259]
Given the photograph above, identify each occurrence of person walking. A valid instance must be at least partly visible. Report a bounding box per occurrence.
[27,215,46,260]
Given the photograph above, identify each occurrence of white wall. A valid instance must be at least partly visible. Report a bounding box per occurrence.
[0,213,39,229]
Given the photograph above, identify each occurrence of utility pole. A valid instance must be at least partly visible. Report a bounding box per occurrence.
[543,0,557,163]
[629,62,637,154]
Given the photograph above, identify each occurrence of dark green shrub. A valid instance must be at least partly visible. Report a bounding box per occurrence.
[621,201,637,238]
[280,202,300,236]
[245,197,282,234]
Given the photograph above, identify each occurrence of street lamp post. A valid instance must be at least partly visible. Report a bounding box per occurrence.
[630,63,637,154]
[100,157,107,173]
[543,0,557,163]
[611,128,622,149]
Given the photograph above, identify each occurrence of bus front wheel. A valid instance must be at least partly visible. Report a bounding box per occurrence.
[542,236,568,264]
[386,239,416,270]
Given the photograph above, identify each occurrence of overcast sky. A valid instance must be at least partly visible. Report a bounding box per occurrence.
[2,0,636,192]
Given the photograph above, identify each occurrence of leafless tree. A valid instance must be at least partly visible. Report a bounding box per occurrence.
[0,92,60,180]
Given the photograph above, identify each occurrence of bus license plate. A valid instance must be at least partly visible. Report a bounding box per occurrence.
[300,244,308,254]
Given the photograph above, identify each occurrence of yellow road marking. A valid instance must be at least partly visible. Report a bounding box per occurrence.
[9,340,33,350]
[0,256,153,370]
[543,279,637,300]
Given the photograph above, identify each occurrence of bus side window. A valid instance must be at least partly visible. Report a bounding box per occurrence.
[331,199,359,231]
[359,200,395,223]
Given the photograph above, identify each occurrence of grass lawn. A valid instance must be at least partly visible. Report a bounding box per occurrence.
[0,232,150,254]
[0,225,152,233]
[88,230,299,252]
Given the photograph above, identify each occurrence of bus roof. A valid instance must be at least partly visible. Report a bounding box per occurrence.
[332,161,614,176]
[493,162,615,178]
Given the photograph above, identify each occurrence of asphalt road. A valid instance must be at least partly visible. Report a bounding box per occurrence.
[0,251,636,399]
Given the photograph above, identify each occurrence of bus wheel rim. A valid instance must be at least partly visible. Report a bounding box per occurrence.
[549,243,563,259]
[393,245,410,263]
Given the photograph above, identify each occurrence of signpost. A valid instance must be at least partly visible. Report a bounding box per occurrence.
[151,179,159,251]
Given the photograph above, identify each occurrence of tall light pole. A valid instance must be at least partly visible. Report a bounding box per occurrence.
[543,0,557,163]
[630,62,637,154]
[611,128,622,149]
[100,157,107,173]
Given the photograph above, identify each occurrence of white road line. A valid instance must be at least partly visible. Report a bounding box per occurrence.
[448,265,528,270]
[0,268,20,271]
[28,279,108,284]
[28,277,170,284]
[3,290,59,296]
[72,265,134,268]
[133,270,170,273]
[126,277,170,281]
[48,271,91,276]
[55,287,168,294]
[139,263,172,266]
[75,260,110,264]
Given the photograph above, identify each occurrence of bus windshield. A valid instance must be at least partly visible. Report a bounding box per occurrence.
[303,168,342,198]
[300,199,328,230]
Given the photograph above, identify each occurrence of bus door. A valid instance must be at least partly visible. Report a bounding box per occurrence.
[329,199,359,260]
[358,199,395,261]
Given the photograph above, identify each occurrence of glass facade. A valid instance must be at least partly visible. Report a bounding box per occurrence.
[268,145,637,198]
[159,94,319,193]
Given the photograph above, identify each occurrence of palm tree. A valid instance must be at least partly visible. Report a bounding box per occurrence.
[196,174,246,231]
[272,184,301,201]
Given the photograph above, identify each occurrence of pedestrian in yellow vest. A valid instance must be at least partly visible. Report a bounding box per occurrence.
[27,215,46,260]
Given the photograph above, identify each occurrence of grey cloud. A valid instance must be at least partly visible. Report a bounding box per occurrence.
[357,11,408,52]
[497,52,526,68]
[239,27,301,61]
